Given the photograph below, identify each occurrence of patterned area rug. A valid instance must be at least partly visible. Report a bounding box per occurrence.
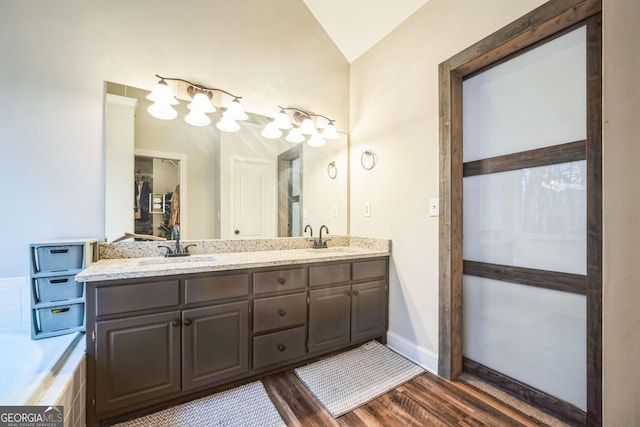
[112,381,285,427]
[294,340,425,418]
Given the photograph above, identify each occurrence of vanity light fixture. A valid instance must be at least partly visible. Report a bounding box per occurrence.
[261,106,339,147]
[147,74,247,130]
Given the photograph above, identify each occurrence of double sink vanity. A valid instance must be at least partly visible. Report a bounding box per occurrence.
[76,236,391,426]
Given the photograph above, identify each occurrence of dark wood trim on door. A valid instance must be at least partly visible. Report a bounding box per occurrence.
[463,140,586,177]
[438,0,602,425]
[463,261,587,295]
[585,13,603,427]
[464,358,587,426]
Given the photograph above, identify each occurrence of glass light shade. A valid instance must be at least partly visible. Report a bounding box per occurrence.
[225,99,249,121]
[187,92,215,113]
[146,80,178,105]
[299,117,316,135]
[261,122,283,139]
[184,109,211,126]
[307,132,326,147]
[216,116,240,132]
[285,128,304,143]
[321,122,340,140]
[148,102,177,120]
[274,110,293,130]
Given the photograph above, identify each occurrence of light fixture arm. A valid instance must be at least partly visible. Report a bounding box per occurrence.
[278,106,334,125]
[156,74,242,100]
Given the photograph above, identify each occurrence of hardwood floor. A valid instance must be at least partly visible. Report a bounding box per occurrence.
[262,370,551,426]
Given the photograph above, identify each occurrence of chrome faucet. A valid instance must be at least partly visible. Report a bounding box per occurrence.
[158,225,195,257]
[312,225,330,249]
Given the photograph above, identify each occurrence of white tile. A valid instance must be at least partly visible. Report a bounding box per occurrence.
[0,287,22,307]
[21,306,33,325]
[0,306,21,327]
[0,276,28,288]
[22,283,32,306]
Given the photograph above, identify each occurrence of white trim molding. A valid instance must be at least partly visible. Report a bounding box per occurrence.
[386,331,438,374]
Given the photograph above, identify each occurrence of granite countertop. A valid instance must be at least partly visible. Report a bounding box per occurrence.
[76,245,391,282]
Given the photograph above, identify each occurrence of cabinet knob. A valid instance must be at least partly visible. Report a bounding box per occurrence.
[234,229,240,235]
[278,277,286,284]
[352,290,360,296]
[277,344,286,352]
[278,309,287,317]
[184,319,192,326]
[346,290,352,296]
[171,320,180,327]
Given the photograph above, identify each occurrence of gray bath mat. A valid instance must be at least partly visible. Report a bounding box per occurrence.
[294,340,425,418]
[112,381,285,427]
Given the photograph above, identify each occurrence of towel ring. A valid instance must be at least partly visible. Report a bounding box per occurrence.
[361,150,377,170]
[327,161,337,179]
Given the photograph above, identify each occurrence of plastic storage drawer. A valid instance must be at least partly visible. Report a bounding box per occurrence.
[34,275,84,303]
[36,303,85,333]
[34,245,84,273]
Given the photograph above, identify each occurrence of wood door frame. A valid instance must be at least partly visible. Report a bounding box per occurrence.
[437,0,602,425]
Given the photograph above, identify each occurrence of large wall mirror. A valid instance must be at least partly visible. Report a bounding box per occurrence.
[104,81,348,242]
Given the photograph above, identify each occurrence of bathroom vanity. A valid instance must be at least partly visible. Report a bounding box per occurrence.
[77,240,390,426]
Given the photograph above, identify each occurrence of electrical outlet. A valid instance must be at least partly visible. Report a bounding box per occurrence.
[429,198,439,217]
[364,202,371,217]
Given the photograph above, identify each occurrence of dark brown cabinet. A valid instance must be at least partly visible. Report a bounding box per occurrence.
[182,301,249,391]
[95,311,181,414]
[87,257,388,426]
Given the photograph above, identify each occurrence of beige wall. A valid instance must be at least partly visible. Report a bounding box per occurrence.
[349,0,547,370]
[0,0,348,276]
[602,0,640,424]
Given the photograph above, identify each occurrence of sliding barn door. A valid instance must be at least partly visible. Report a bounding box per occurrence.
[462,27,587,410]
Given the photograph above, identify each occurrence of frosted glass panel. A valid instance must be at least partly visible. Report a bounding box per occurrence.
[463,276,586,409]
[464,161,586,274]
[463,27,586,162]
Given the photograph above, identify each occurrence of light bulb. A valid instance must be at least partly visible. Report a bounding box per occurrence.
[299,117,316,135]
[274,110,293,130]
[184,110,211,126]
[261,121,283,139]
[148,102,177,120]
[146,79,178,105]
[225,98,248,121]
[307,132,326,147]
[285,128,304,143]
[321,122,340,140]
[217,115,240,132]
[188,92,215,113]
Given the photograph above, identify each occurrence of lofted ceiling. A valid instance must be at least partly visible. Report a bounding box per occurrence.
[302,0,429,63]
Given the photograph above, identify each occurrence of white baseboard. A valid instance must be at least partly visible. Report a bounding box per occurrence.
[386,331,438,374]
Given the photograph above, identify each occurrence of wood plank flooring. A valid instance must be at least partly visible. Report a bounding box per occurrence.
[262,370,551,426]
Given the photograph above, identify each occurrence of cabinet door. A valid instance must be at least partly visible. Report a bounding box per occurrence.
[351,280,387,343]
[182,301,249,391]
[95,311,181,414]
[308,285,351,353]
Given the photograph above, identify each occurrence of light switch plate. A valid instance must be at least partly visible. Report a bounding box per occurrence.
[364,202,371,217]
[332,206,338,218]
[429,198,439,217]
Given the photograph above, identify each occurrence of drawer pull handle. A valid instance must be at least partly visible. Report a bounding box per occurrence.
[352,290,360,296]
[278,309,287,317]
[50,278,69,284]
[277,344,286,352]
[50,249,69,254]
[184,319,192,326]
[51,307,70,315]
[278,277,286,284]
[172,320,180,327]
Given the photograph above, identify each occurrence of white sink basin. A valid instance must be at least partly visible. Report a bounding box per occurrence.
[139,254,219,266]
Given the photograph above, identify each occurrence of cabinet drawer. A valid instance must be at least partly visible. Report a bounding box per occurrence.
[253,326,306,370]
[352,259,387,281]
[309,263,350,287]
[253,293,306,333]
[96,280,180,316]
[184,273,249,304]
[33,244,84,273]
[253,268,306,294]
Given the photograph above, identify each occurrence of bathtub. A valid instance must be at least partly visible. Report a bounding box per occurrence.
[0,325,82,405]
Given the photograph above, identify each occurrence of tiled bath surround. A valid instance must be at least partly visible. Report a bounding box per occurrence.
[0,276,30,328]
